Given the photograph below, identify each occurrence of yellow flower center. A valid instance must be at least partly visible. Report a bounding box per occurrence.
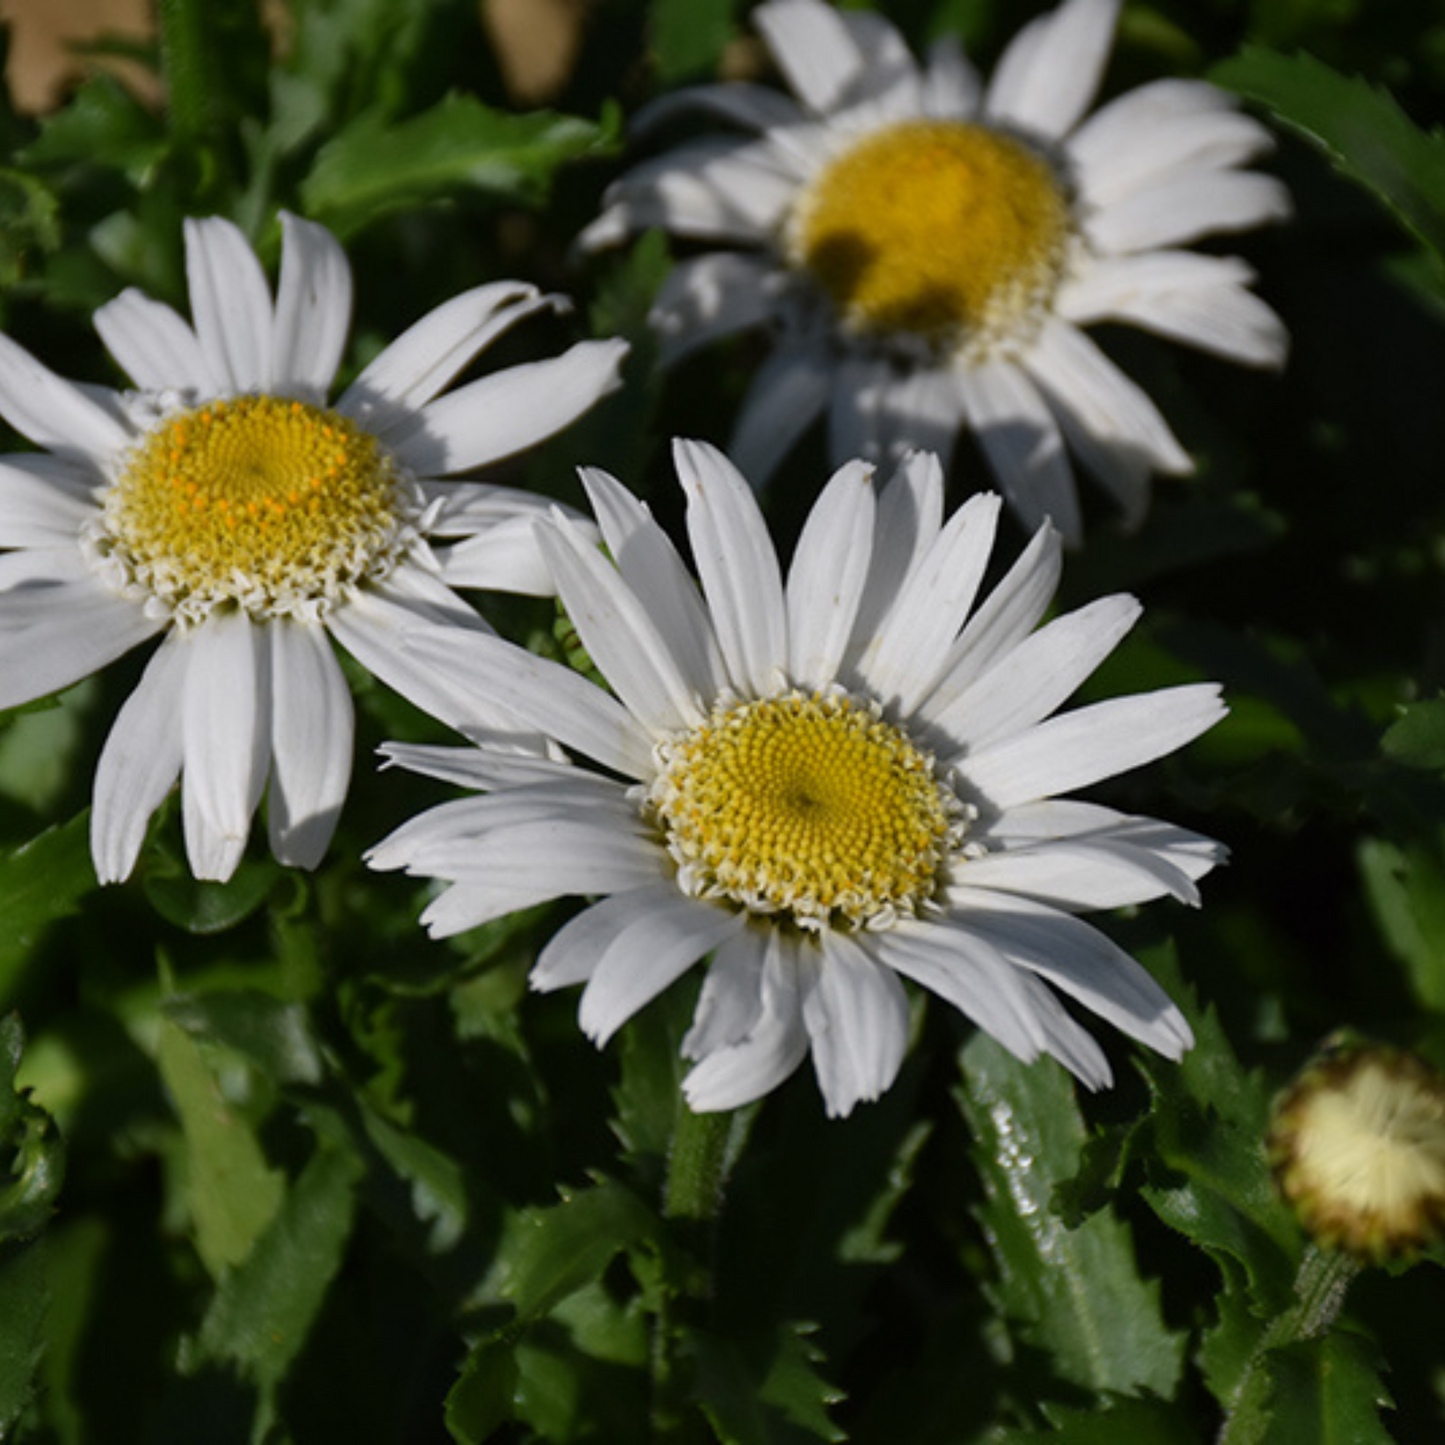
[99,396,415,623]
[786,120,1072,357]
[649,690,961,930]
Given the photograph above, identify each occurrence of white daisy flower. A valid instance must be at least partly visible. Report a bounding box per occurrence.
[583,0,1289,542]
[0,211,627,883]
[369,438,1226,1118]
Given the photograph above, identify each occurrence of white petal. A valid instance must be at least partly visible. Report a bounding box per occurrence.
[267,620,353,869]
[1059,252,1288,368]
[389,339,627,478]
[339,282,551,430]
[865,365,966,472]
[93,289,217,393]
[950,889,1194,1056]
[953,838,1205,909]
[729,343,834,487]
[578,894,745,1045]
[1015,973,1114,1088]
[183,216,275,393]
[959,683,1226,810]
[676,438,788,695]
[936,521,1061,694]
[955,360,1082,543]
[416,823,662,935]
[436,516,561,595]
[271,211,352,401]
[388,621,654,778]
[825,353,893,467]
[538,513,705,732]
[0,334,130,464]
[652,253,786,367]
[876,919,1048,1064]
[926,593,1140,750]
[804,932,910,1117]
[682,931,768,1058]
[586,139,798,245]
[843,448,944,665]
[856,491,1000,713]
[90,636,187,883]
[181,612,270,881]
[578,466,726,700]
[533,883,689,991]
[632,81,810,139]
[377,743,590,794]
[0,581,160,710]
[984,0,1119,140]
[0,456,99,546]
[1071,83,1273,208]
[785,459,876,689]
[1025,319,1192,518]
[755,0,871,114]
[682,933,811,1111]
[922,35,982,117]
[1086,170,1292,254]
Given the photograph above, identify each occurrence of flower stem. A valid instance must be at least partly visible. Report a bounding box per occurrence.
[651,1102,744,1443]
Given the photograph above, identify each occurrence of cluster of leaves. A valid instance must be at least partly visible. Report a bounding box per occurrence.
[3,0,1445,1441]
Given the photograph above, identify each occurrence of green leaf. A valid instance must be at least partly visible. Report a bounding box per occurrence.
[1209,48,1445,264]
[301,94,612,237]
[190,1143,364,1403]
[1,1016,65,1242]
[1225,1331,1396,1445]
[155,1015,286,1278]
[692,1323,847,1445]
[162,990,324,1088]
[144,855,282,935]
[0,1237,49,1435]
[445,1339,519,1445]
[956,1032,1187,1398]
[1382,698,1445,770]
[354,1096,470,1255]
[0,814,96,1010]
[650,0,737,83]
[1357,835,1445,1010]
[994,1397,1197,1443]
[495,1178,661,1321]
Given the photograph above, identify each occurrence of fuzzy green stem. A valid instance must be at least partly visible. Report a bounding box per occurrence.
[1216,1246,1363,1445]
[651,1103,741,1442]
[157,0,222,143]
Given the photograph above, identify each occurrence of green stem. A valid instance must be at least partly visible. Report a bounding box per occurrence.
[157,0,221,144]
[651,1102,742,1443]
[1216,1246,1363,1445]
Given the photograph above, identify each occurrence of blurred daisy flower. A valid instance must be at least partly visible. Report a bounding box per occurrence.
[584,0,1289,542]
[370,439,1225,1118]
[0,212,626,883]
[1269,1042,1445,1262]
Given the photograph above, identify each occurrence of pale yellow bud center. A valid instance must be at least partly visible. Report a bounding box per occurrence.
[787,120,1072,356]
[649,691,960,930]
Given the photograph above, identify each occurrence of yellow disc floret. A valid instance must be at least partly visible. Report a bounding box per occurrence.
[99,396,415,623]
[649,690,962,930]
[786,120,1072,357]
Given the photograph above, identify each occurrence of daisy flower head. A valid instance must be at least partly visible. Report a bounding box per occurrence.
[370,439,1227,1119]
[0,211,627,883]
[583,0,1290,543]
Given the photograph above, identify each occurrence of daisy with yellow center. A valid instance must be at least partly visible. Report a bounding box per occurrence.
[370,439,1225,1118]
[0,211,626,883]
[583,0,1290,542]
